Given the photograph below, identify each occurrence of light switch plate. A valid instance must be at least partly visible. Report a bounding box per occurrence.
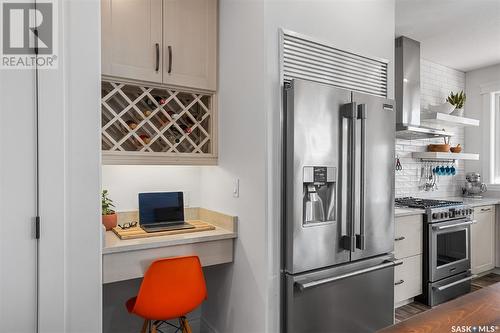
[233,178,240,198]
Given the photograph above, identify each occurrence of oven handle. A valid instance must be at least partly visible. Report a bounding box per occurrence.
[295,259,403,291]
[433,275,477,291]
[432,220,476,230]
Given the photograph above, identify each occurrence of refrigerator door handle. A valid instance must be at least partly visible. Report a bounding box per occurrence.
[356,104,367,250]
[341,102,357,252]
[295,259,403,291]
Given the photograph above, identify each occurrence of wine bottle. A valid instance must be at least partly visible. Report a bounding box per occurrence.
[139,134,151,144]
[146,96,167,106]
[126,120,138,129]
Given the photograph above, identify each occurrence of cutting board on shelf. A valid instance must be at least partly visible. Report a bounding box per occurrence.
[112,220,216,240]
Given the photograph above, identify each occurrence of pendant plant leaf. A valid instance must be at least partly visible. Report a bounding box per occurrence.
[102,189,115,215]
[446,90,466,109]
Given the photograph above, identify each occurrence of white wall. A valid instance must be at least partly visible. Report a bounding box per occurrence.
[199,0,268,332]
[465,63,500,194]
[199,1,396,332]
[395,59,466,198]
[102,165,202,211]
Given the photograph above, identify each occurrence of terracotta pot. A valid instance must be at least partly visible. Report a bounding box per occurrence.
[102,213,117,231]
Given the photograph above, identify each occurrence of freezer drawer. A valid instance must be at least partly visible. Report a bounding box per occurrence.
[285,255,398,333]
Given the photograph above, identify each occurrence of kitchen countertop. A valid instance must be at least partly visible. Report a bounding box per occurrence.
[395,207,425,217]
[395,196,500,217]
[103,224,236,254]
[444,196,500,207]
[103,207,237,254]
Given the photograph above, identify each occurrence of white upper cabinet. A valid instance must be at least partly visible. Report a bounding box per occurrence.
[102,0,163,83]
[102,0,217,91]
[163,0,217,91]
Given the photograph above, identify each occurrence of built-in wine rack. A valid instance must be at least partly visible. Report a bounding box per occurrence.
[101,80,216,165]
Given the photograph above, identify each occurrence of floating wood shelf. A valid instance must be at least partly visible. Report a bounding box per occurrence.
[412,152,480,161]
[421,112,480,128]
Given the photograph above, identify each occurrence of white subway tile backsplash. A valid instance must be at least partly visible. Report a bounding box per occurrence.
[395,59,465,199]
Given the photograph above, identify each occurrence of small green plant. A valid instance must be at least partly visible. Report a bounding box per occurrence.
[102,190,115,215]
[447,91,466,109]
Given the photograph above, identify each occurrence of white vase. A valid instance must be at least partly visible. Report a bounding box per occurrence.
[451,108,464,117]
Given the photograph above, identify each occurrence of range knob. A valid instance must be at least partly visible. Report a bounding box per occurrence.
[432,213,439,219]
[444,212,449,218]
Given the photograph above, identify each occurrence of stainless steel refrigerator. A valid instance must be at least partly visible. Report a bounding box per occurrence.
[282,79,400,333]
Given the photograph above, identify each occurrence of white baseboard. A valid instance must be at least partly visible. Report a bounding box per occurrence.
[395,298,414,308]
[200,317,219,333]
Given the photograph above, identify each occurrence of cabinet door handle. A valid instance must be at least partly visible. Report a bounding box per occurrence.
[155,43,160,72]
[394,279,405,285]
[480,208,492,212]
[168,45,172,74]
[394,236,406,241]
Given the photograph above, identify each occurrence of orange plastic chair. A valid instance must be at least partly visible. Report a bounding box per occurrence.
[126,256,207,333]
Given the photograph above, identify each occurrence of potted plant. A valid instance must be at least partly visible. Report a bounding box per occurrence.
[102,189,117,231]
[447,91,466,116]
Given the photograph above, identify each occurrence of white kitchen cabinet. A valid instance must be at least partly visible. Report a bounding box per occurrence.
[102,0,163,83]
[163,0,217,90]
[394,214,423,259]
[394,254,422,305]
[102,0,217,91]
[394,214,423,306]
[471,205,496,274]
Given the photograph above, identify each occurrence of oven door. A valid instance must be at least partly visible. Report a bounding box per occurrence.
[429,218,473,282]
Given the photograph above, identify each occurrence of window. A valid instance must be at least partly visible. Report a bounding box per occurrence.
[494,92,500,184]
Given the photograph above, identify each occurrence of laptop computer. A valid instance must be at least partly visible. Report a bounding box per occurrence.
[139,192,194,233]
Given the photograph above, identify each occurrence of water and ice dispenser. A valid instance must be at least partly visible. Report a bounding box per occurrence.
[302,166,336,225]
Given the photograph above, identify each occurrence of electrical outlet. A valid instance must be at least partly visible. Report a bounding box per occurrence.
[233,179,240,198]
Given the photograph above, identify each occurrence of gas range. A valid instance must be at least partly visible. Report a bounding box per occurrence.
[396,197,475,306]
[395,197,473,223]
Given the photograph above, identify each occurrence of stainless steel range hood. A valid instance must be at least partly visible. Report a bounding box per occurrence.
[395,36,451,140]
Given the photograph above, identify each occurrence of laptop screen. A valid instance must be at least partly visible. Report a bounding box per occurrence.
[139,192,184,225]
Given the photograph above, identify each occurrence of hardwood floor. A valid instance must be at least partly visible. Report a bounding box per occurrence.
[382,279,500,333]
[395,273,500,323]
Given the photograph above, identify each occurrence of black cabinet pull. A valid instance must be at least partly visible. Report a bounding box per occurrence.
[394,279,405,285]
[155,43,159,72]
[168,45,172,74]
